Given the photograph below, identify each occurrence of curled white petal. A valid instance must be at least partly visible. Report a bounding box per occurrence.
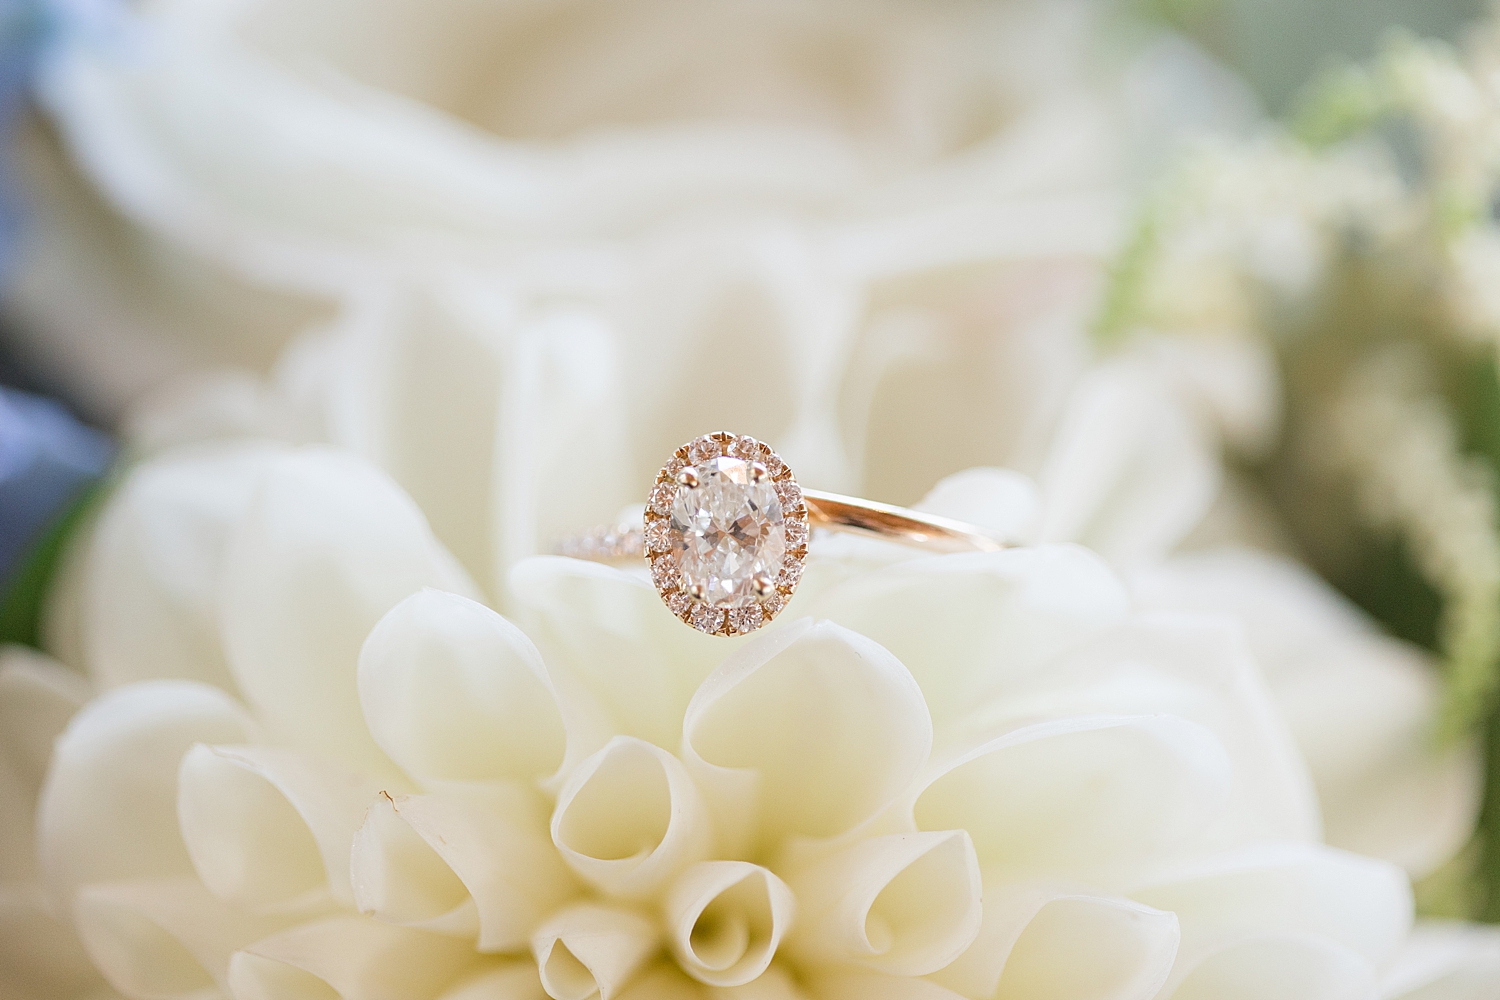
[352,784,578,951]
[73,876,296,999]
[353,792,477,939]
[930,879,1178,1000]
[911,715,1231,882]
[358,589,567,785]
[228,916,484,1000]
[178,743,382,911]
[219,448,479,774]
[551,736,711,900]
[36,681,254,908]
[681,618,932,854]
[530,903,658,1000]
[663,861,794,987]
[783,830,980,977]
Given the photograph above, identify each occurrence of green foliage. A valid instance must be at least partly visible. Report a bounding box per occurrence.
[0,482,104,649]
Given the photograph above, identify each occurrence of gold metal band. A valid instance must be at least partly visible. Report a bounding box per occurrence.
[801,489,1010,553]
[556,490,1010,561]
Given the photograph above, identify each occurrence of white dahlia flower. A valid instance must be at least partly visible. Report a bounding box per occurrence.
[4,443,1498,1000]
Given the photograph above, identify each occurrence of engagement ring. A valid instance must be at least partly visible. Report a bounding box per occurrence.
[558,431,1012,636]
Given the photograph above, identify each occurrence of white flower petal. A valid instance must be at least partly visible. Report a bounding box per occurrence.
[351,792,478,941]
[73,876,295,1000]
[0,647,89,883]
[681,619,932,853]
[911,715,1231,883]
[358,590,567,786]
[1035,359,1220,568]
[663,861,794,987]
[313,291,636,596]
[912,467,1042,543]
[807,969,970,1000]
[228,917,484,1000]
[0,646,90,788]
[807,547,1128,725]
[704,963,808,999]
[437,962,548,1000]
[0,884,105,999]
[352,785,578,952]
[37,681,255,908]
[1134,843,1413,982]
[782,830,980,977]
[612,962,706,1000]
[1380,921,1500,999]
[1166,935,1377,1000]
[82,444,288,694]
[177,744,383,911]
[219,448,479,774]
[530,904,659,1000]
[930,879,1178,1000]
[943,616,1322,850]
[509,556,721,749]
[1134,548,1482,877]
[551,737,711,901]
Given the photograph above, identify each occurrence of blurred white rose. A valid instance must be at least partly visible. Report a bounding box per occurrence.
[7,0,1127,416]
[7,442,1499,1000]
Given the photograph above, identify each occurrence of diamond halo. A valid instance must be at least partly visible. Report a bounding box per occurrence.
[645,432,807,636]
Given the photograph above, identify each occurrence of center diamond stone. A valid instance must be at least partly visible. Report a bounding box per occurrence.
[669,456,786,608]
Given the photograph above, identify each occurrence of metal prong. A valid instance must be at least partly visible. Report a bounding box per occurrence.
[752,575,776,598]
[687,582,709,603]
[677,468,700,489]
[749,462,768,483]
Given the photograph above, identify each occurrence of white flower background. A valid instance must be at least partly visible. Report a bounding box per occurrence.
[3,0,1500,998]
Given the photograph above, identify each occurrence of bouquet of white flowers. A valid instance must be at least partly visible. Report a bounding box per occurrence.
[2,1,1500,998]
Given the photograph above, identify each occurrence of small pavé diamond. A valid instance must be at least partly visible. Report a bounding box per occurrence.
[730,435,760,459]
[667,590,690,616]
[777,481,802,509]
[729,605,764,634]
[651,556,680,590]
[777,557,804,589]
[689,435,722,463]
[761,591,786,616]
[645,520,672,553]
[785,519,808,549]
[690,604,725,634]
[649,481,677,516]
[758,445,784,478]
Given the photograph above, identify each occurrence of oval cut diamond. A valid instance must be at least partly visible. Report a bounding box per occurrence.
[669,456,786,607]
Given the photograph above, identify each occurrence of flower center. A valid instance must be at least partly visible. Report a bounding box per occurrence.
[670,457,786,608]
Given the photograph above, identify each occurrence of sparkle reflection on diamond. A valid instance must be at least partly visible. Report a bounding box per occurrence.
[669,456,787,609]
